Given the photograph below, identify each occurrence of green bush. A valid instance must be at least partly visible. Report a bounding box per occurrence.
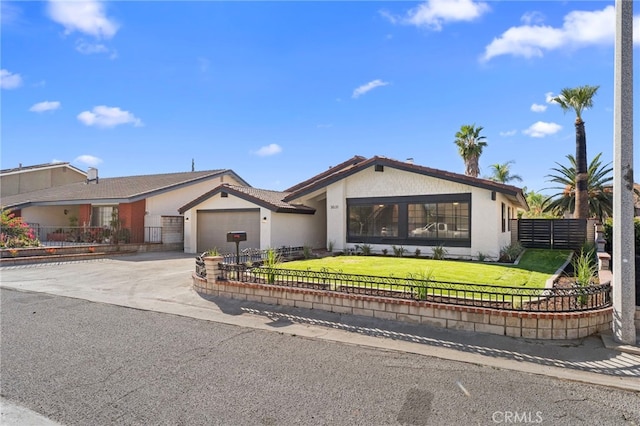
[0,210,40,248]
[499,242,524,263]
[431,244,448,260]
[603,217,640,254]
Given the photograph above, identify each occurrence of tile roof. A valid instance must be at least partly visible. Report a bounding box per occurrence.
[178,184,315,214]
[283,155,529,209]
[1,170,248,209]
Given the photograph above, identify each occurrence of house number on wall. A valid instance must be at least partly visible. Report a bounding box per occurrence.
[330,205,339,209]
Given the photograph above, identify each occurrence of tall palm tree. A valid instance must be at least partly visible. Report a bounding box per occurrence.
[552,85,599,219]
[454,124,487,178]
[542,153,613,221]
[488,161,522,184]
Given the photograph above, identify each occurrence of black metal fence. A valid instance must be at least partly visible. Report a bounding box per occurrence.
[195,247,306,279]
[214,264,611,313]
[21,225,163,246]
[518,219,587,250]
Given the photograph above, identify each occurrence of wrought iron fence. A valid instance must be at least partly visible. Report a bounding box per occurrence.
[22,225,163,247]
[215,264,611,313]
[221,246,305,265]
[195,246,306,280]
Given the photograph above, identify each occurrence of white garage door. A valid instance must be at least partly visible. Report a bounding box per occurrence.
[197,209,260,254]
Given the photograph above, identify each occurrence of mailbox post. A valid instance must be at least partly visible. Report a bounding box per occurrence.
[226,231,247,264]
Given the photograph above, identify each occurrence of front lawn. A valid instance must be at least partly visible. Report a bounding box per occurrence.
[277,249,571,289]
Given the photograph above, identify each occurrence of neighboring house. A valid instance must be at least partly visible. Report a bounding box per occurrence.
[0,162,87,198]
[180,155,529,259]
[179,185,317,254]
[1,168,249,247]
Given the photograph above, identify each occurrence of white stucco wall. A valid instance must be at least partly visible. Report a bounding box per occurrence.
[21,206,79,228]
[183,192,258,253]
[270,199,325,249]
[320,166,520,259]
[146,174,244,216]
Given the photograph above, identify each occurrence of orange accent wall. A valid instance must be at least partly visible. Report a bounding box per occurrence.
[79,204,91,227]
[118,200,146,243]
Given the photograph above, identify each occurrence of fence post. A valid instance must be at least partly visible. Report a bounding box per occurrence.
[204,255,223,285]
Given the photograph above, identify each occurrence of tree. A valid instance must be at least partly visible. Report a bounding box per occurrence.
[454,124,487,178]
[487,161,522,184]
[521,188,556,218]
[552,85,599,219]
[542,153,613,221]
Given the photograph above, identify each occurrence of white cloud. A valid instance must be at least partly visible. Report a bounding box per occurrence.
[382,0,490,31]
[545,91,558,104]
[0,69,22,89]
[47,0,119,39]
[252,143,282,157]
[77,106,143,128]
[352,79,389,99]
[29,101,61,112]
[74,154,103,167]
[482,5,639,62]
[530,103,547,113]
[499,130,517,137]
[523,121,562,138]
[520,11,545,26]
[75,39,116,58]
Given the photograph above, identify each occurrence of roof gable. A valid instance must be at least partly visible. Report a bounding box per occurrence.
[283,156,528,209]
[1,169,249,209]
[179,184,315,214]
[0,162,86,177]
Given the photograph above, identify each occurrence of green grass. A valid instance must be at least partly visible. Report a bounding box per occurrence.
[276,249,571,289]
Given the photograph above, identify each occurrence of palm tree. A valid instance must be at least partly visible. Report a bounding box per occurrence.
[522,188,556,218]
[552,85,599,219]
[542,153,613,221]
[454,124,487,178]
[487,161,522,184]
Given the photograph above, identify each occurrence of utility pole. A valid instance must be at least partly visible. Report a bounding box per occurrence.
[612,0,636,345]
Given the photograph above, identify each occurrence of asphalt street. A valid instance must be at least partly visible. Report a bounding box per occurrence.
[1,287,639,425]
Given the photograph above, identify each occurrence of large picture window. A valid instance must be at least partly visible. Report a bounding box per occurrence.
[347,194,471,247]
[348,204,398,238]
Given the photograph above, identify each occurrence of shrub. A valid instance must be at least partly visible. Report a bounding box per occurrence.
[356,244,372,256]
[408,269,434,300]
[0,210,40,248]
[381,248,388,256]
[603,217,640,254]
[477,252,487,262]
[431,244,448,260]
[571,248,597,305]
[499,242,524,263]
[414,248,421,257]
[327,240,334,252]
[303,245,313,259]
[206,247,220,256]
[392,245,406,257]
[264,248,282,284]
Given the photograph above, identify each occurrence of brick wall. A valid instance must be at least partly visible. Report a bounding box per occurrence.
[118,200,146,243]
[194,262,612,340]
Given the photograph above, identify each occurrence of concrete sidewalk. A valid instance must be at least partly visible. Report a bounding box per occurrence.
[1,252,639,395]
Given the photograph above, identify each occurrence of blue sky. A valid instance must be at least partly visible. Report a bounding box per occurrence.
[1,1,638,195]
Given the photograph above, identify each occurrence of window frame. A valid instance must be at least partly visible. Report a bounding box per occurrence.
[346,194,472,247]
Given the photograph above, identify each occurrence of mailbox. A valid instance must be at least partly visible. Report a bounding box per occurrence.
[227,231,247,242]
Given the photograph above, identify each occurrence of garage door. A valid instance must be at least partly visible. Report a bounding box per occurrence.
[197,209,260,254]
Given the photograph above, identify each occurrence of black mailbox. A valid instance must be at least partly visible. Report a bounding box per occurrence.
[227,231,247,242]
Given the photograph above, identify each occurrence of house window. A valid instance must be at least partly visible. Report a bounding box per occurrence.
[501,203,506,233]
[348,204,398,238]
[347,194,471,247]
[408,201,469,240]
[507,207,512,231]
[92,206,117,227]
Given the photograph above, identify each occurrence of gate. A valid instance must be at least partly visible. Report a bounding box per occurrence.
[518,219,587,250]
